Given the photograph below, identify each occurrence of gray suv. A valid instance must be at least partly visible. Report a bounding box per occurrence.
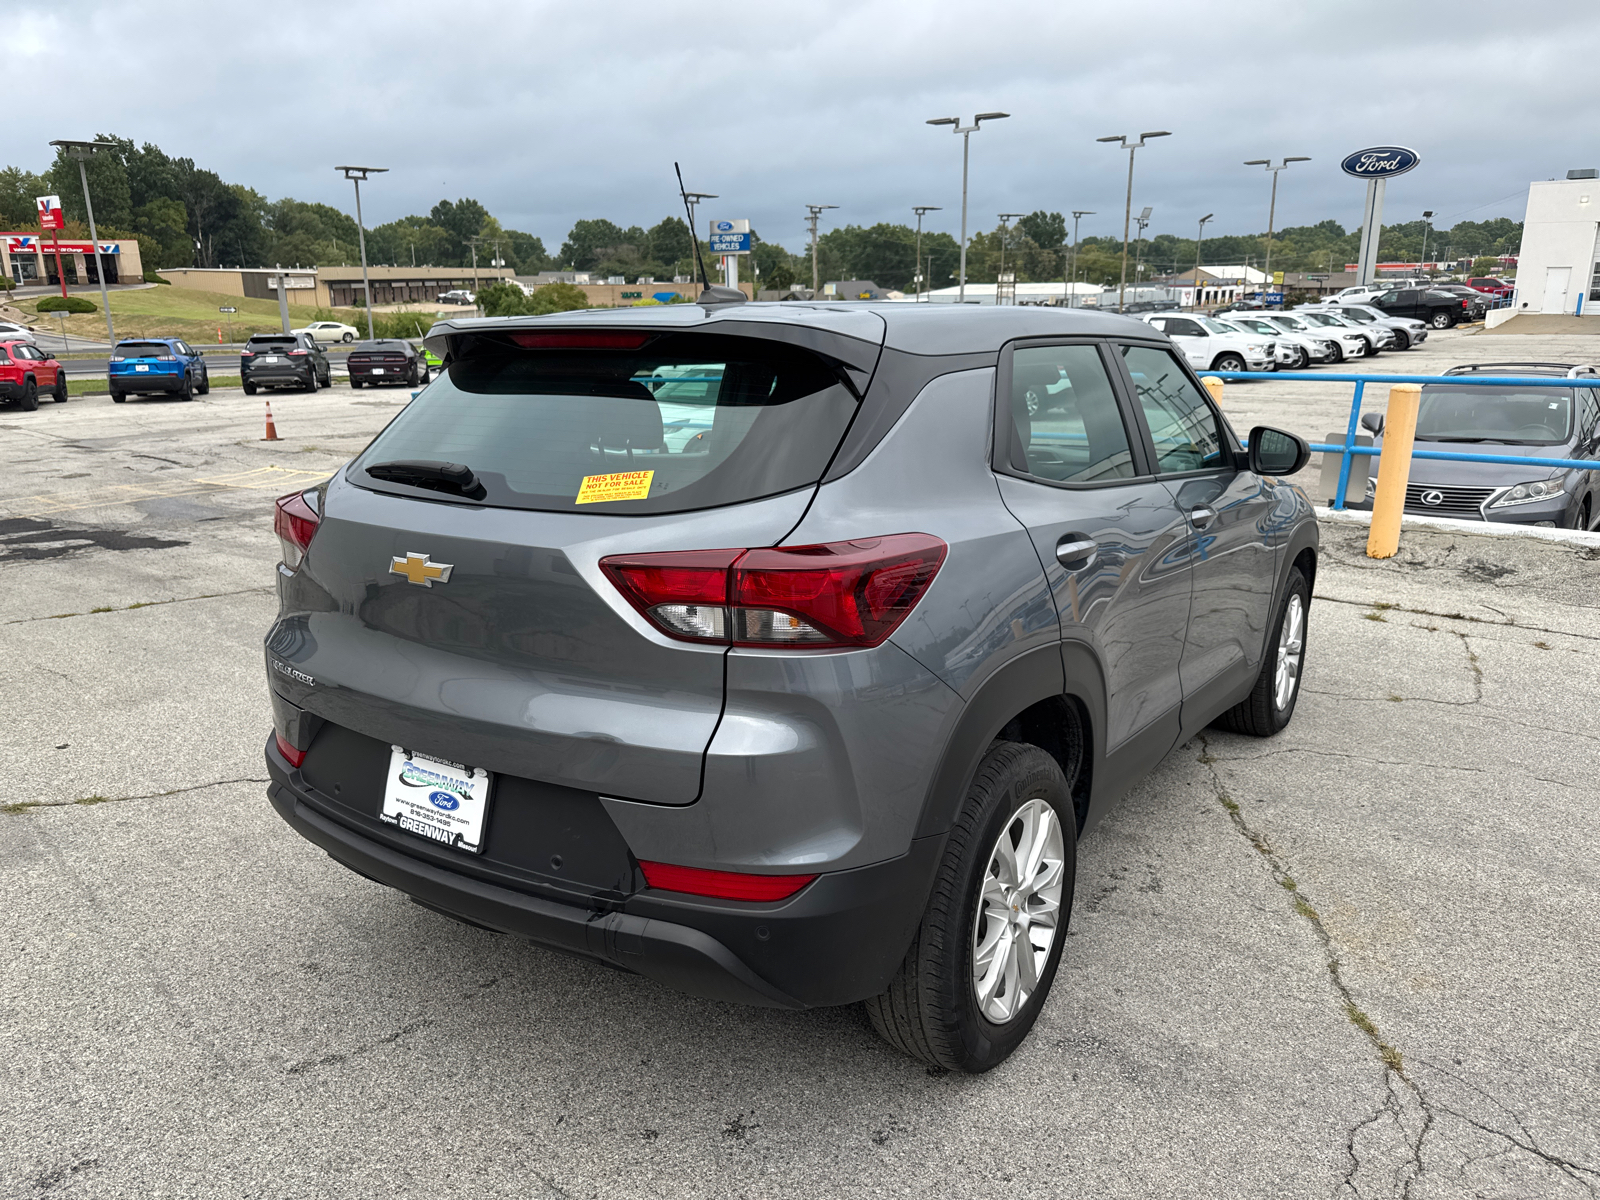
[263,302,1319,1071]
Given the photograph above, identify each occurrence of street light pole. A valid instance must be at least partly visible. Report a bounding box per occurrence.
[913,205,941,301]
[336,165,388,340]
[1243,156,1309,301]
[49,140,117,346]
[1133,206,1152,296]
[1193,212,1213,310]
[928,112,1009,303]
[1097,131,1170,313]
[998,212,1023,305]
[1069,210,1093,309]
[805,204,838,297]
[1420,209,1434,277]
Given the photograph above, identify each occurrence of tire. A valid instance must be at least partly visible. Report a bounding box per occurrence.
[177,374,194,402]
[866,741,1077,1073]
[1293,348,1309,370]
[1391,330,1410,351]
[342,332,354,343]
[1329,344,1346,364]
[350,378,362,389]
[303,372,317,392]
[243,382,257,396]
[420,367,430,385]
[1212,353,1246,373]
[1430,310,1455,329]
[408,366,419,387]
[52,371,68,402]
[197,369,210,396]
[111,390,125,403]
[1216,566,1309,737]
[19,378,38,411]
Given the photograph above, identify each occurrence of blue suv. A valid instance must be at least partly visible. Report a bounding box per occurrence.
[108,338,209,402]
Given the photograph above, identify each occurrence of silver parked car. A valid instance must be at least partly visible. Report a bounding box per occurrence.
[1310,303,1429,351]
[264,301,1318,1072]
[1219,315,1334,369]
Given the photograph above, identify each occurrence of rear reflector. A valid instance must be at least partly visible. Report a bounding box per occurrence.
[638,860,817,902]
[508,331,654,350]
[274,732,307,768]
[599,534,947,649]
[273,490,321,569]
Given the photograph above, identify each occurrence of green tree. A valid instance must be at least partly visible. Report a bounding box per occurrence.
[0,166,48,228]
[559,218,628,271]
[504,229,548,272]
[47,137,133,230]
[647,217,692,275]
[1016,211,1067,256]
[430,198,491,264]
[530,281,589,314]
[132,196,191,269]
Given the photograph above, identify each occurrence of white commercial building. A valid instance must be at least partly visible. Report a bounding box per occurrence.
[1169,266,1268,308]
[913,281,1105,306]
[1504,172,1598,317]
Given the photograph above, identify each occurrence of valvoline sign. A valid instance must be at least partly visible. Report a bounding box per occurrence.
[1340,147,1420,180]
[36,195,63,230]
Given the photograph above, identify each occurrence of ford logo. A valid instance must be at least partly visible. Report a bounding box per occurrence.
[1340,146,1421,180]
[1420,490,1444,506]
[428,789,460,811]
[715,220,733,231]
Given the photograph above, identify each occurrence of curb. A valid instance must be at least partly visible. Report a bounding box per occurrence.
[1315,505,1600,549]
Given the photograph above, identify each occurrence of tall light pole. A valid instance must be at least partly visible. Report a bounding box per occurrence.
[1097,131,1170,313]
[1069,210,1093,308]
[997,212,1023,304]
[913,205,941,301]
[49,139,116,346]
[927,112,1010,303]
[805,204,837,297]
[1193,213,1214,310]
[681,190,716,283]
[336,165,388,340]
[1132,206,1152,294]
[1420,209,1434,277]
[1243,156,1309,301]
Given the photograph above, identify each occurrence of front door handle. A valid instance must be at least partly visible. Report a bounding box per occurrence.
[1189,505,1217,530]
[1055,536,1098,569]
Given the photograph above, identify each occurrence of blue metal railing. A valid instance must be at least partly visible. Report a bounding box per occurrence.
[1200,370,1600,511]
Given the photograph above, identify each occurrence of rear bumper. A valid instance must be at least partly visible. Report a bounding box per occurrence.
[349,365,412,382]
[264,734,941,1009]
[110,370,183,391]
[0,380,24,399]
[244,367,314,385]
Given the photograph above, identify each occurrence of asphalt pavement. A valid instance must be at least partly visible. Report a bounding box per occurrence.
[2,345,1598,1198]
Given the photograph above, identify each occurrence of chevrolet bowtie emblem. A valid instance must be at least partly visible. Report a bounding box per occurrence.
[390,552,453,587]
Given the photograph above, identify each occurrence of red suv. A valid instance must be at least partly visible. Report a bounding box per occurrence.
[1467,277,1514,298]
[0,340,67,410]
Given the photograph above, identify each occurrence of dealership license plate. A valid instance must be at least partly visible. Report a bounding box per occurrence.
[370,367,385,374]
[380,747,492,854]
[263,355,280,363]
[135,364,149,371]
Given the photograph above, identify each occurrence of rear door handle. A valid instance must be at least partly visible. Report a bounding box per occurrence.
[1189,505,1217,530]
[1055,536,1098,569]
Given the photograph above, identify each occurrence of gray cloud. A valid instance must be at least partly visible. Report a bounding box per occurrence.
[13,0,1596,252]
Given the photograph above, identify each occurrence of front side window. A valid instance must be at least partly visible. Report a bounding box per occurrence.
[1120,346,1227,474]
[352,331,857,514]
[1007,344,1137,484]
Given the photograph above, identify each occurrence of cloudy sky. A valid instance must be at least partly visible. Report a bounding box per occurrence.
[11,0,1597,252]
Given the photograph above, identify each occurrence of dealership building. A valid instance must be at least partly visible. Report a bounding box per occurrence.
[156,264,515,308]
[1490,170,1599,325]
[3,234,143,285]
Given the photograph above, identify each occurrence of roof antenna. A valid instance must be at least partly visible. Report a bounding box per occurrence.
[676,161,746,307]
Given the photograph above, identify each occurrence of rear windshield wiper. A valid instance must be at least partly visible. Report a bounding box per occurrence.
[365,459,486,500]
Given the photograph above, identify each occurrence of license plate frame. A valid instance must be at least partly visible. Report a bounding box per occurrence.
[380,746,492,855]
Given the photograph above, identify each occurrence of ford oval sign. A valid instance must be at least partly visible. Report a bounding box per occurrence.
[428,789,460,811]
[1341,147,1420,180]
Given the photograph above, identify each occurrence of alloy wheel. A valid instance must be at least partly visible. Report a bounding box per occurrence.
[971,798,1066,1024]
[1275,592,1305,711]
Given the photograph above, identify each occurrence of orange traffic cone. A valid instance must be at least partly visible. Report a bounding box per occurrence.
[217,327,223,343]
[262,399,281,442]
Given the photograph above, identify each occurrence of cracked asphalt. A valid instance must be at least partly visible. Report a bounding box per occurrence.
[3,339,1599,1198]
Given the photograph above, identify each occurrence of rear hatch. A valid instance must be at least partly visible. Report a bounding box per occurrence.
[244,336,304,376]
[271,320,881,806]
[348,342,410,379]
[110,341,182,380]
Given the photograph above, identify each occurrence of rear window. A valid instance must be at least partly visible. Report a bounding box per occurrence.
[117,342,171,358]
[1416,386,1573,445]
[351,331,858,514]
[249,336,296,347]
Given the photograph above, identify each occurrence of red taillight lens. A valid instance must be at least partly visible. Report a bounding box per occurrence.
[157,354,176,361]
[274,732,307,768]
[638,860,817,902]
[240,350,254,357]
[288,348,308,356]
[273,490,320,569]
[598,534,947,649]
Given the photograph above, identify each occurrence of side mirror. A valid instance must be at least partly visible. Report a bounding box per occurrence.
[1248,426,1311,476]
[1359,412,1385,436]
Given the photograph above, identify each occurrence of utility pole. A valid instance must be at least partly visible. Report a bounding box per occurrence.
[1069,210,1093,308]
[1420,210,1434,277]
[466,235,484,311]
[1132,206,1152,297]
[336,165,387,340]
[805,204,838,297]
[997,212,1023,305]
[1193,213,1213,310]
[49,140,116,345]
[1243,156,1309,301]
[1097,131,1170,313]
[927,112,1009,303]
[913,205,941,301]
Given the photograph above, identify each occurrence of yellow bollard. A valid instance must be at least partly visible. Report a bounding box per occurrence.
[1366,383,1422,559]
[1201,375,1224,406]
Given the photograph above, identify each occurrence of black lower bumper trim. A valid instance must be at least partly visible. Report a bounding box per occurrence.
[266,781,805,1009]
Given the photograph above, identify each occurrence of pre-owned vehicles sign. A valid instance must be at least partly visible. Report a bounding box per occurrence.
[1340,147,1421,179]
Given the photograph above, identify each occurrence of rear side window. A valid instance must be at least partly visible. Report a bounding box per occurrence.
[0,346,10,364]
[352,331,856,514]
[1120,346,1227,473]
[1007,345,1136,484]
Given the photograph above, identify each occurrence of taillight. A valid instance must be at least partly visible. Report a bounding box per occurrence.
[638,860,817,902]
[274,490,320,569]
[157,354,176,361]
[599,534,947,649]
[288,348,308,356]
[274,732,307,768]
[240,350,254,357]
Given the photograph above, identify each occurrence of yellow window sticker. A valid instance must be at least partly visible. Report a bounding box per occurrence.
[575,470,654,504]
